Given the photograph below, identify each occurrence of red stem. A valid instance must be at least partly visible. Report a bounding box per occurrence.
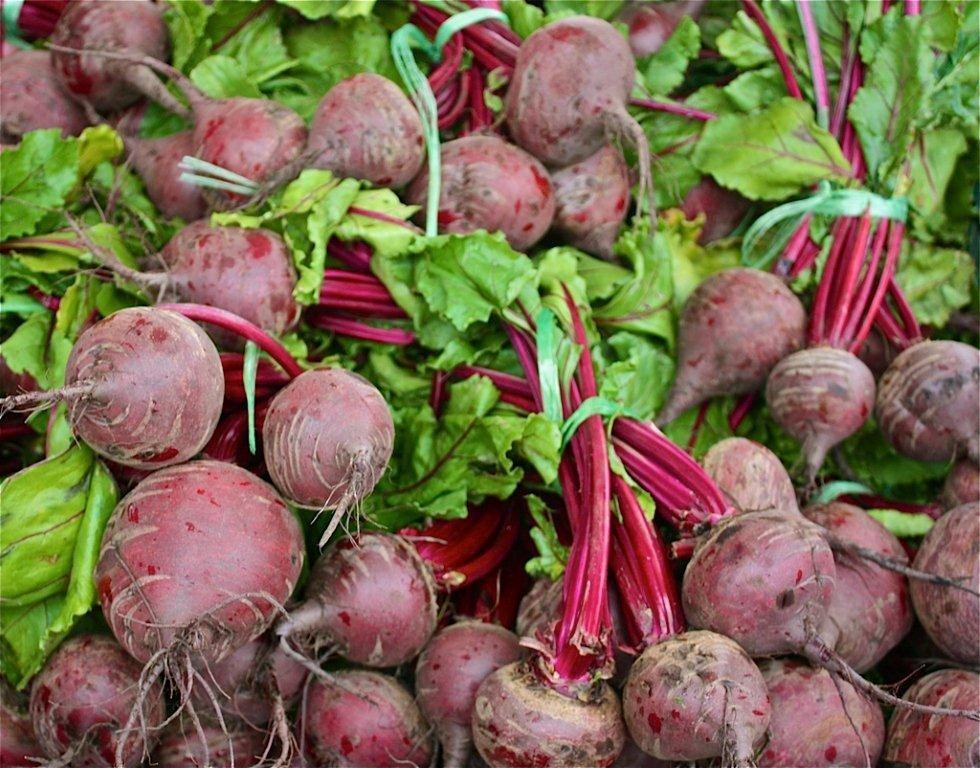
[828,212,874,347]
[305,314,415,345]
[629,99,717,122]
[839,219,888,348]
[740,0,803,98]
[728,394,756,432]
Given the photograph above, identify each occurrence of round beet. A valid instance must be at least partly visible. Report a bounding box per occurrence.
[49,0,186,117]
[63,307,224,469]
[682,510,836,657]
[406,135,556,251]
[657,268,807,424]
[300,670,432,768]
[551,145,630,259]
[680,178,751,244]
[2,682,44,767]
[29,635,165,767]
[0,50,87,142]
[941,459,980,509]
[262,368,394,527]
[876,340,980,463]
[124,130,206,221]
[308,73,424,188]
[804,502,913,672]
[158,222,299,344]
[472,660,626,768]
[623,630,770,763]
[758,658,885,768]
[154,717,267,767]
[416,620,522,768]
[516,577,563,639]
[857,327,897,378]
[766,347,876,482]
[278,533,437,667]
[702,437,799,516]
[910,503,980,665]
[885,669,980,767]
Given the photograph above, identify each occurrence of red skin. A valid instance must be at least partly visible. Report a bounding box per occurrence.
[300,670,432,768]
[154,718,267,767]
[158,222,299,346]
[64,307,224,469]
[682,510,837,657]
[620,1,706,58]
[702,437,800,516]
[416,621,523,768]
[49,0,170,112]
[766,347,876,482]
[0,50,87,142]
[612,738,671,768]
[406,135,556,252]
[309,73,424,188]
[126,131,206,221]
[472,661,626,768]
[279,533,437,667]
[680,178,751,244]
[95,460,305,665]
[758,658,884,768]
[876,340,980,464]
[941,459,980,509]
[657,268,807,424]
[910,503,980,665]
[29,635,165,768]
[1,686,44,767]
[551,145,630,259]
[262,368,394,509]
[804,502,913,673]
[623,631,770,763]
[505,16,635,167]
[516,577,563,639]
[857,327,897,378]
[885,669,980,767]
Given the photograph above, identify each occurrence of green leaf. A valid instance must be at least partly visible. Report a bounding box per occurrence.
[77,125,124,177]
[190,55,263,99]
[277,0,375,19]
[716,10,773,68]
[164,0,214,70]
[907,128,969,241]
[693,98,852,200]
[722,67,785,113]
[638,16,700,96]
[335,189,418,257]
[502,0,545,38]
[1,130,79,241]
[597,332,674,421]
[866,509,935,539]
[542,0,624,21]
[525,495,568,580]
[895,241,973,327]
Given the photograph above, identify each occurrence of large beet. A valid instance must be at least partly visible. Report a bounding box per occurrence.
[0,50,87,141]
[702,437,799,516]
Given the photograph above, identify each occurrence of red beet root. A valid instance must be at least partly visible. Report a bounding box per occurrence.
[123,130,206,221]
[154,717,267,767]
[941,459,980,509]
[658,268,807,424]
[702,437,799,516]
[0,50,87,142]
[680,178,751,244]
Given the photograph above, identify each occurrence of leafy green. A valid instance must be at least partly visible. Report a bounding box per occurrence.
[597,332,674,421]
[542,0,624,22]
[906,128,969,242]
[276,0,375,20]
[638,16,700,96]
[1,130,79,242]
[525,495,568,580]
[866,509,935,539]
[895,241,973,327]
[502,0,545,38]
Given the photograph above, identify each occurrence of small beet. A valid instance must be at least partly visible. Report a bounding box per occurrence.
[680,178,751,244]
[308,72,424,188]
[515,577,563,639]
[941,459,980,509]
[658,268,807,424]
[406,134,556,251]
[124,130,206,221]
[154,716,267,767]
[876,340,980,463]
[0,50,87,141]
[702,437,799,516]
[857,327,897,378]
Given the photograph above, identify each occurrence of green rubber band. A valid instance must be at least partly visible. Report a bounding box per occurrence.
[741,182,909,270]
[243,341,259,455]
[433,8,508,53]
[560,397,640,452]
[810,479,875,504]
[535,308,563,424]
[2,0,25,39]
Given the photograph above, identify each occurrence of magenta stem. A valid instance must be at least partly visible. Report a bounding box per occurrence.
[796,0,830,127]
[306,314,415,346]
[728,393,756,432]
[740,0,803,98]
[327,240,372,272]
[629,98,717,122]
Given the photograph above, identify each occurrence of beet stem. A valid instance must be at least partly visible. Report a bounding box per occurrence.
[740,0,803,98]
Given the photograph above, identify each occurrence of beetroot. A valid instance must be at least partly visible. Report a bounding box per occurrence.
[0,50,87,142]
[1,683,44,767]
[885,669,980,767]
[406,135,556,251]
[701,437,799,516]
[623,630,770,763]
[758,658,885,768]
[804,502,913,672]
[278,533,437,668]
[680,178,751,244]
[910,502,980,665]
[471,660,626,768]
[621,1,706,58]
[299,670,432,768]
[551,145,630,259]
[505,16,651,201]
[308,73,424,188]
[657,268,807,424]
[123,129,206,221]
[857,327,897,378]
[262,368,394,533]
[416,620,522,768]
[766,346,876,482]
[154,717,267,767]
[876,340,980,463]
[941,459,980,509]
[49,0,187,117]
[515,577,563,639]
[29,635,165,767]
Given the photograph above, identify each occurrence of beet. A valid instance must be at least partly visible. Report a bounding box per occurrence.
[278,533,437,668]
[621,1,706,58]
[49,0,187,117]
[1,682,44,767]
[406,135,556,251]
[124,130,206,221]
[885,669,980,768]
[29,635,165,767]
[766,346,876,482]
[551,145,630,259]
[623,630,770,763]
[416,620,522,768]
[876,340,980,463]
[702,437,799,516]
[680,178,751,244]
[308,73,424,188]
[515,577,563,639]
[941,459,980,509]
[154,716,268,767]
[0,50,87,142]
[758,658,885,768]
[910,502,980,665]
[471,660,626,768]
[804,502,913,672]
[262,368,394,533]
[657,268,807,424]
[299,670,432,768]
[857,327,897,378]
